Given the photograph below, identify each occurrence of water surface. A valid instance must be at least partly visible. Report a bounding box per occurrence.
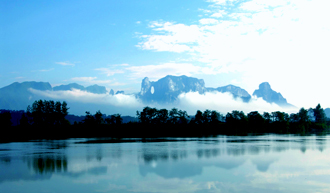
[1,134,330,193]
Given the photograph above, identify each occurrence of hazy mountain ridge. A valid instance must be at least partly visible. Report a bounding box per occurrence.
[252,82,294,108]
[53,83,108,94]
[138,75,206,104]
[0,75,295,113]
[0,81,52,110]
[0,82,112,111]
[206,85,251,102]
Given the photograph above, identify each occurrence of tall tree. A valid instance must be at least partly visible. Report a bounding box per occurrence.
[312,104,326,124]
[27,100,69,126]
[137,107,157,124]
[0,111,12,127]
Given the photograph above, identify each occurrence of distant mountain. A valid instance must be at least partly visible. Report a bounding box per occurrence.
[0,82,108,111]
[253,82,294,107]
[0,81,52,110]
[206,85,251,102]
[0,76,295,115]
[138,75,206,104]
[137,75,252,104]
[325,108,330,118]
[53,83,85,91]
[54,83,107,94]
[86,85,107,94]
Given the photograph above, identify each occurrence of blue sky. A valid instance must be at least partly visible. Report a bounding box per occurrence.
[1,0,330,109]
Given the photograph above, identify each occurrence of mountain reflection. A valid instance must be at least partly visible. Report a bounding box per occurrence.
[0,135,328,185]
[138,136,328,179]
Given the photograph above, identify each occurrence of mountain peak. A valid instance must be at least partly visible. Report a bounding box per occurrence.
[138,75,205,104]
[253,82,292,107]
[259,82,271,90]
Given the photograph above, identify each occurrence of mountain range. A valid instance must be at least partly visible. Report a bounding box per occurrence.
[0,75,295,114]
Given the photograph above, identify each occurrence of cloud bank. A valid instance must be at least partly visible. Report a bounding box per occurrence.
[29,88,298,116]
[136,0,330,108]
[176,92,298,115]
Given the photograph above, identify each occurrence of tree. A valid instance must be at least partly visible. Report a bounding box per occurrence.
[312,104,326,124]
[210,110,221,124]
[27,100,69,126]
[271,111,289,133]
[193,110,204,124]
[155,109,169,124]
[19,113,30,127]
[169,108,181,124]
[177,110,189,124]
[83,111,95,125]
[94,110,104,125]
[0,111,12,127]
[202,110,212,124]
[106,114,122,125]
[136,107,157,124]
[169,108,189,124]
[247,111,265,132]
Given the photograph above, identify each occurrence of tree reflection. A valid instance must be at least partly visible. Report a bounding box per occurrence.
[27,155,67,174]
[0,156,11,164]
[227,146,246,156]
[196,148,220,159]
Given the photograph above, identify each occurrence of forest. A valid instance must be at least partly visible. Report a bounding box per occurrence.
[1,99,329,142]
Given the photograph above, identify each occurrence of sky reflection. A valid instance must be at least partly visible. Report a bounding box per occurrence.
[0,135,330,192]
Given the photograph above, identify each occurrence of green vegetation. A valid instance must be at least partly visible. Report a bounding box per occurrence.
[0,100,329,142]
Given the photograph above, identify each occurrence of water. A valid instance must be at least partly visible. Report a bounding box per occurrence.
[1,134,330,193]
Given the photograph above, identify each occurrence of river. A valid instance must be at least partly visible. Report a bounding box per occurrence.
[1,134,330,193]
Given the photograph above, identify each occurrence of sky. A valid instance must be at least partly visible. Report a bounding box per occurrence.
[1,0,330,112]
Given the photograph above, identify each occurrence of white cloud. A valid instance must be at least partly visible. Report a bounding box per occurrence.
[207,0,232,5]
[55,61,75,66]
[176,91,297,115]
[138,22,202,53]
[32,68,54,72]
[210,10,226,18]
[28,88,298,118]
[94,68,125,76]
[126,63,209,81]
[136,21,141,24]
[199,18,219,25]
[137,0,330,108]
[29,88,143,108]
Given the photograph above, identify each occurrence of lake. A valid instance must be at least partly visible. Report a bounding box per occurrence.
[1,134,330,193]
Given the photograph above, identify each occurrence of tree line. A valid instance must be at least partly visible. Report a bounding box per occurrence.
[0,100,329,141]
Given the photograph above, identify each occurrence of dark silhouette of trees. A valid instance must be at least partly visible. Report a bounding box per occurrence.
[1,102,330,142]
[193,110,204,124]
[83,111,122,126]
[136,107,158,124]
[19,113,30,127]
[247,111,265,133]
[108,114,123,125]
[0,111,12,127]
[210,110,223,125]
[169,108,189,124]
[94,110,104,125]
[26,100,69,126]
[310,104,326,129]
[225,110,248,134]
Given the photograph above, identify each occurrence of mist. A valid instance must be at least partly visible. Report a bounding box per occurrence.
[29,89,299,117]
